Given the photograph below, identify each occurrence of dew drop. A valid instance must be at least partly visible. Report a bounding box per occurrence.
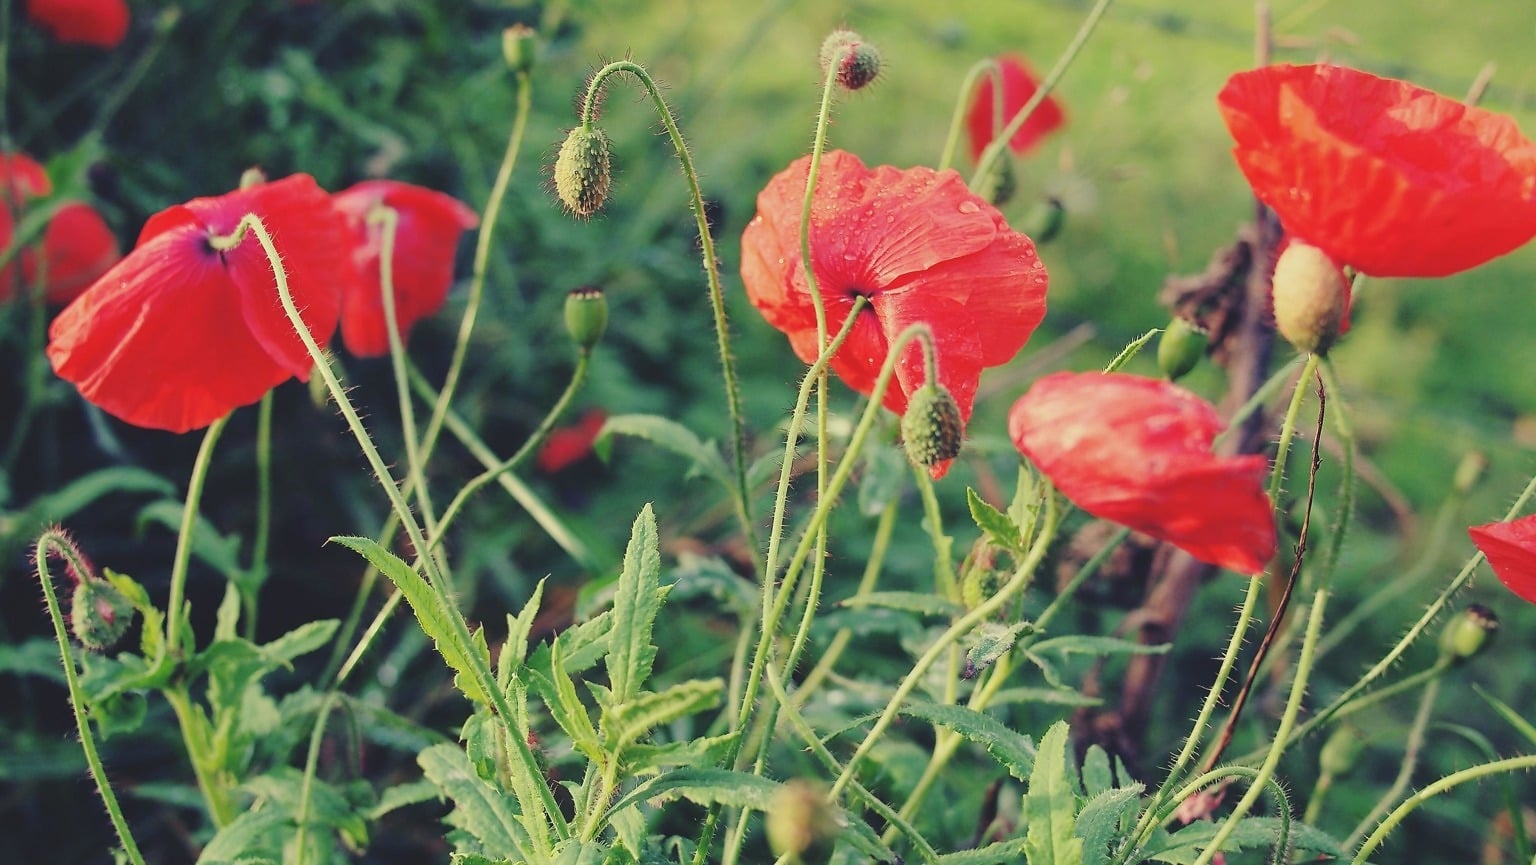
[958,201,980,214]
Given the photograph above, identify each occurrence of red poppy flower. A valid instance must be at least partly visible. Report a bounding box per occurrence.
[741,149,1048,441]
[37,202,120,304]
[48,174,347,433]
[1218,63,1536,278]
[25,0,129,48]
[537,408,608,473]
[1468,516,1536,605]
[333,180,478,357]
[966,56,1066,163]
[1009,371,1276,575]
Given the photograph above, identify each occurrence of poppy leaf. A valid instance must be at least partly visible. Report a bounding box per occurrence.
[898,701,1036,780]
[595,415,731,489]
[968,486,1024,555]
[1022,721,1085,865]
[604,505,662,705]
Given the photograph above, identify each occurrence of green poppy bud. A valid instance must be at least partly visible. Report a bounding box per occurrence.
[901,383,964,470]
[975,155,1019,206]
[1453,451,1488,496]
[1157,316,1209,381]
[502,24,537,74]
[71,576,134,651]
[564,286,608,352]
[1022,196,1066,244]
[766,780,840,864]
[1438,603,1498,664]
[1271,241,1349,355]
[818,30,880,91]
[554,125,613,218]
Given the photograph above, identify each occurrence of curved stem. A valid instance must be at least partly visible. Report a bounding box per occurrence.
[163,415,230,655]
[1343,673,1443,849]
[1350,755,1536,865]
[937,59,1000,171]
[34,532,147,865]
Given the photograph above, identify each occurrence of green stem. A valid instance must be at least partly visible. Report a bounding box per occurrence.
[293,692,339,865]
[1350,755,1536,865]
[162,684,237,827]
[914,469,957,600]
[937,59,1000,171]
[1343,673,1444,849]
[33,532,147,865]
[244,391,274,641]
[163,416,230,655]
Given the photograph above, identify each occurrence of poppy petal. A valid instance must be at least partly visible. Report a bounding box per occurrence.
[966,56,1067,163]
[41,201,120,304]
[1468,516,1536,605]
[25,0,129,47]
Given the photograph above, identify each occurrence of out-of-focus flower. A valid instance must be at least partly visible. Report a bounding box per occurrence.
[966,55,1066,163]
[741,149,1048,477]
[537,408,608,473]
[1218,63,1536,278]
[1009,371,1276,575]
[333,180,478,357]
[25,0,130,48]
[1468,515,1536,604]
[0,152,119,304]
[48,174,347,432]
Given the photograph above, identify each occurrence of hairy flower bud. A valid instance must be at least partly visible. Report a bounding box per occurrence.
[1157,316,1209,381]
[766,780,840,864]
[70,574,134,651]
[502,24,537,74]
[564,286,608,351]
[818,29,880,91]
[554,125,613,217]
[1271,241,1349,354]
[901,383,964,470]
[1438,603,1498,664]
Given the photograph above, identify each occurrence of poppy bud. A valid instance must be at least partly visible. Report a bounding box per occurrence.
[818,30,880,91]
[974,155,1019,206]
[564,286,608,351]
[239,167,267,191]
[1021,195,1066,244]
[1271,241,1349,354]
[1157,316,1209,381]
[1453,451,1489,496]
[502,24,537,74]
[554,125,613,218]
[766,780,840,864]
[901,382,964,469]
[1318,724,1364,777]
[70,574,134,651]
[1438,603,1498,664]
[960,539,1004,611]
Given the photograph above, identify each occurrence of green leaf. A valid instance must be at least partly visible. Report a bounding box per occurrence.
[669,554,756,619]
[195,807,287,864]
[619,732,737,775]
[419,743,533,861]
[1076,785,1144,865]
[137,499,246,583]
[602,679,724,752]
[596,415,730,486]
[858,437,909,517]
[243,768,370,851]
[606,505,663,704]
[331,536,490,706]
[1030,635,1172,658]
[0,637,69,683]
[935,839,1025,864]
[526,641,604,763]
[263,619,340,667]
[605,768,783,817]
[839,591,964,618]
[968,487,1024,555]
[10,465,173,536]
[370,779,441,820]
[1022,721,1083,865]
[500,579,546,686]
[899,702,1035,780]
[1080,746,1114,797]
[965,621,1035,679]
[451,855,515,865]
[1142,817,1345,864]
[989,686,1101,708]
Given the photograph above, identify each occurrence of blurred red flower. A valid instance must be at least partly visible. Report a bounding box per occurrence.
[333,180,478,357]
[25,0,129,48]
[1009,371,1276,575]
[741,149,1048,446]
[1468,516,1536,604]
[48,174,347,432]
[0,152,119,304]
[537,408,608,473]
[1219,63,1536,278]
[966,56,1066,163]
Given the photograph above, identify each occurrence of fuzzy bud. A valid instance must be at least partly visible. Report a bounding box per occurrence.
[502,24,538,74]
[564,286,608,351]
[818,30,880,91]
[554,125,613,217]
[1271,241,1349,354]
[70,576,134,651]
[1453,451,1489,496]
[974,155,1019,206]
[238,167,267,191]
[1318,724,1364,777]
[1438,603,1498,664]
[959,539,1004,612]
[766,780,840,864]
[901,383,964,470]
[1021,196,1066,244]
[1157,317,1209,381]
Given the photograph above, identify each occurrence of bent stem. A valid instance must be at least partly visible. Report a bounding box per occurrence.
[937,59,1001,171]
[1350,755,1536,865]
[34,532,147,865]
[164,415,231,655]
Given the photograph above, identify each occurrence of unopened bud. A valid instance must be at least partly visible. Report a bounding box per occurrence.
[766,780,840,864]
[1157,317,1209,381]
[1022,195,1066,244]
[1438,603,1498,664]
[564,286,608,351]
[554,125,613,217]
[1318,724,1364,777]
[70,577,134,651]
[901,383,964,470]
[1271,241,1349,355]
[960,539,1004,611]
[1453,452,1489,496]
[502,24,537,74]
[975,155,1019,206]
[818,30,880,91]
[239,167,267,191]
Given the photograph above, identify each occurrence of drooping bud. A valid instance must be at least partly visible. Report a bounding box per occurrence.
[238,167,267,191]
[502,24,538,74]
[564,286,608,351]
[1318,724,1364,777]
[1453,451,1489,496]
[1021,195,1066,244]
[1438,603,1498,664]
[974,154,1019,206]
[1270,241,1350,354]
[1157,316,1209,381]
[70,573,134,651]
[901,383,964,471]
[766,780,840,864]
[818,29,880,91]
[554,124,613,217]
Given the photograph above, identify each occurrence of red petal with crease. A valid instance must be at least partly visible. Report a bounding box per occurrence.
[1468,516,1536,605]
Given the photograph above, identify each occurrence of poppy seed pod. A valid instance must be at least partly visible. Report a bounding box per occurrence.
[554,125,613,217]
[1157,316,1209,381]
[564,286,608,351]
[1271,241,1349,354]
[901,382,964,472]
[1438,603,1498,663]
[502,24,537,74]
[818,30,880,91]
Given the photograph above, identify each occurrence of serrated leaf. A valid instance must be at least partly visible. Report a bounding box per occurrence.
[1022,721,1083,865]
[451,855,515,865]
[968,487,1024,554]
[195,807,287,864]
[419,743,532,860]
[551,609,614,674]
[899,702,1035,780]
[965,621,1035,679]
[606,505,662,704]
[596,415,729,486]
[243,768,370,851]
[526,642,604,763]
[371,779,441,820]
[1030,635,1172,658]
[263,619,340,667]
[1142,817,1345,863]
[935,839,1025,864]
[1076,785,1144,865]
[605,768,782,818]
[602,679,723,752]
[500,580,546,688]
[619,732,737,775]
[330,537,490,706]
[1081,746,1113,797]
[840,591,964,617]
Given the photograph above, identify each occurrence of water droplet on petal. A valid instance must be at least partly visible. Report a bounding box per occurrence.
[958,201,980,214]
